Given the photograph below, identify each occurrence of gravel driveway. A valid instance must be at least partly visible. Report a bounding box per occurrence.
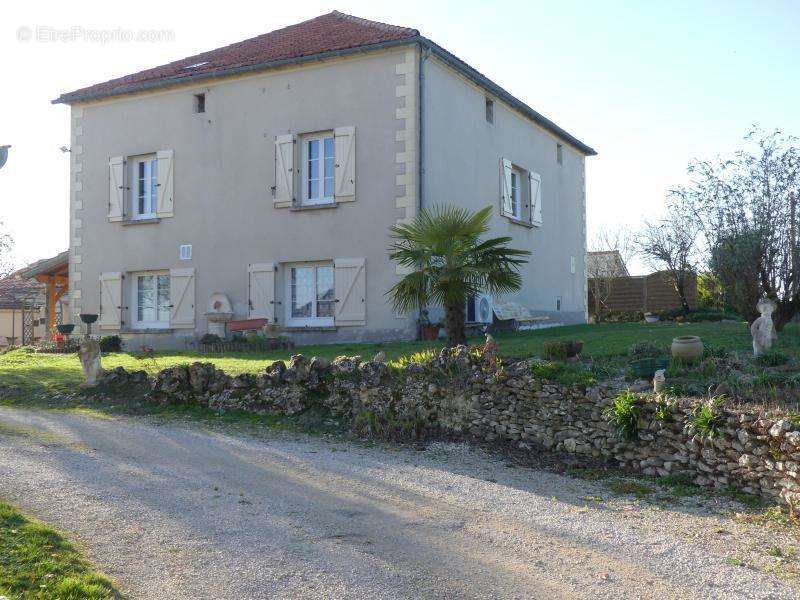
[0,406,797,599]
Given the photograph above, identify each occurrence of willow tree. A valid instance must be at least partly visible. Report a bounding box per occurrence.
[387,205,530,346]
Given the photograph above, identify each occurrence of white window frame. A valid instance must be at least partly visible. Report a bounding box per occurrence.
[130,270,170,329]
[300,133,335,206]
[130,154,158,220]
[285,262,335,327]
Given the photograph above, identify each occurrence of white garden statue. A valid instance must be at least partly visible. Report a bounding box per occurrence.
[78,337,103,385]
[750,297,778,357]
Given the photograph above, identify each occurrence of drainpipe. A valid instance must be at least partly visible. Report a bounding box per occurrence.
[416,43,430,341]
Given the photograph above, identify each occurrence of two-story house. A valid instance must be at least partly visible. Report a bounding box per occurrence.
[55,11,596,348]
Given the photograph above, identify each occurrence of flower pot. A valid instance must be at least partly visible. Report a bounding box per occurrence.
[644,314,660,324]
[671,335,703,361]
[421,324,441,341]
[56,324,75,335]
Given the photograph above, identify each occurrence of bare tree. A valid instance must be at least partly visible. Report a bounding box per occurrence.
[673,128,800,329]
[587,227,633,320]
[635,207,699,312]
[0,221,13,277]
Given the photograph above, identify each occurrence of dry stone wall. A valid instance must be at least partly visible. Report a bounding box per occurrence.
[98,346,800,509]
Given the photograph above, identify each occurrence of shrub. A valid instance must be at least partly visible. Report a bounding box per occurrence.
[628,341,666,359]
[688,398,726,439]
[530,361,596,386]
[542,340,582,361]
[755,349,790,367]
[603,390,640,441]
[98,335,122,353]
[199,333,222,345]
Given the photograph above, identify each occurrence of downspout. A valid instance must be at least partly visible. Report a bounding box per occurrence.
[418,42,429,212]
[416,43,430,341]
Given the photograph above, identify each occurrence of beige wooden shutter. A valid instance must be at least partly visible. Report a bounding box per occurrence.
[108,157,124,222]
[529,171,542,226]
[99,272,122,329]
[169,268,195,328]
[274,134,295,208]
[248,263,276,321]
[334,258,366,326]
[156,150,174,218]
[500,158,513,216]
[334,126,356,201]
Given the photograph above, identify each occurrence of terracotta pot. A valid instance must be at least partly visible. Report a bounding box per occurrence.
[421,325,441,341]
[671,335,703,361]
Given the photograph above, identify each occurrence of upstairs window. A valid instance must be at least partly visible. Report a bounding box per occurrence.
[510,168,522,220]
[557,143,563,165]
[485,98,494,123]
[301,133,335,206]
[194,93,205,113]
[130,155,158,219]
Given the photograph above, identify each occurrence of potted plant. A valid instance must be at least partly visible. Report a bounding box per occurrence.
[418,310,441,341]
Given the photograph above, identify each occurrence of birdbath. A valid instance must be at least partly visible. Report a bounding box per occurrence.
[79,313,98,337]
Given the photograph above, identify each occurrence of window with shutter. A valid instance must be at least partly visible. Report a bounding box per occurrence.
[334,126,356,201]
[108,157,124,222]
[333,258,366,326]
[169,268,195,328]
[529,171,543,226]
[99,272,123,329]
[274,134,295,208]
[156,150,174,218]
[500,158,513,217]
[248,263,276,321]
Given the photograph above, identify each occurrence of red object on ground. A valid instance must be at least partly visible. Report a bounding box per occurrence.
[228,318,269,332]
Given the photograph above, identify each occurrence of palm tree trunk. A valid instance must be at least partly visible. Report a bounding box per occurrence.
[444,300,467,346]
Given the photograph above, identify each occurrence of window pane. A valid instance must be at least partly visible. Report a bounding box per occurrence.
[156,275,170,322]
[323,137,335,198]
[137,275,155,322]
[291,267,314,318]
[138,161,146,215]
[307,140,320,200]
[316,266,334,318]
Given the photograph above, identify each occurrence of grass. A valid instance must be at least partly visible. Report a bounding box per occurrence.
[0,501,117,599]
[1,321,777,399]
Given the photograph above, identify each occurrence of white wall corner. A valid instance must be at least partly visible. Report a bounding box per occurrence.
[394,48,419,275]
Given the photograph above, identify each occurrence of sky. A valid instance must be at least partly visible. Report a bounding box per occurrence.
[0,0,798,274]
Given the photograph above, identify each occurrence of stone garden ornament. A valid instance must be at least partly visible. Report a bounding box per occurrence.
[78,337,103,385]
[751,297,778,357]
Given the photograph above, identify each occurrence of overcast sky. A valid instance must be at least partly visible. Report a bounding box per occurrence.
[1,0,798,274]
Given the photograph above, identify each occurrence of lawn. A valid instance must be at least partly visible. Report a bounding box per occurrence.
[2,320,791,402]
[0,501,117,599]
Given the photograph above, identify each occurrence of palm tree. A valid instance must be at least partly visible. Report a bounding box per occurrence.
[387,205,530,346]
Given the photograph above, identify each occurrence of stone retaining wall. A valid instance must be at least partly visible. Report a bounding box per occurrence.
[99,346,800,509]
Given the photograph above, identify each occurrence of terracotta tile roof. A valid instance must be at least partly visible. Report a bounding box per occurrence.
[55,11,418,104]
[0,275,44,309]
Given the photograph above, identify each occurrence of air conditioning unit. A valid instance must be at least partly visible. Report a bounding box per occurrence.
[466,293,493,324]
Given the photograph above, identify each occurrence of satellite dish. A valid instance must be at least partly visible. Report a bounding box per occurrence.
[0,145,9,171]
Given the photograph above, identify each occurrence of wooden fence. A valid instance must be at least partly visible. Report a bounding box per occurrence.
[588,271,697,315]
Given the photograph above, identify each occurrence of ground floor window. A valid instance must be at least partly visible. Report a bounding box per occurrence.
[132,271,170,328]
[286,263,334,327]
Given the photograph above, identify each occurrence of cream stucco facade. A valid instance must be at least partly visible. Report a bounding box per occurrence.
[66,42,590,348]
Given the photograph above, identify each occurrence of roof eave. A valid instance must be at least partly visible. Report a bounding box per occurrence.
[52,36,421,105]
[54,34,596,157]
[20,251,70,279]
